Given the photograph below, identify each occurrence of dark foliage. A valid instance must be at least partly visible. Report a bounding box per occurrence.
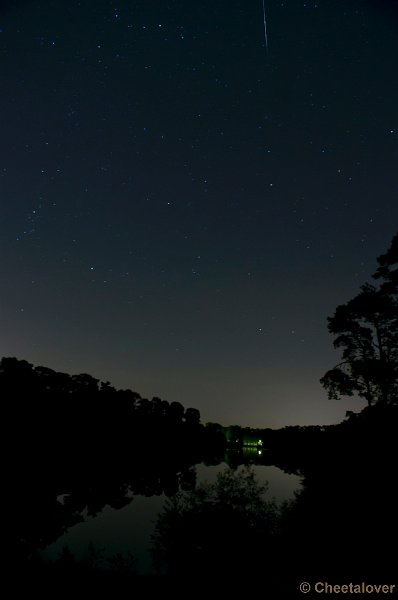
[151,405,398,592]
[5,234,398,593]
[2,357,226,566]
[321,232,398,405]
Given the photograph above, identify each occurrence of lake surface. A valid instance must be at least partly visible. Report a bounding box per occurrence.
[41,462,302,574]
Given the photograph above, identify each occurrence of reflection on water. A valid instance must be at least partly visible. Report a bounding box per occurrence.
[41,463,301,574]
[196,462,301,501]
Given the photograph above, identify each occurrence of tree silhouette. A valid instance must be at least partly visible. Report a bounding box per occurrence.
[150,466,282,580]
[1,355,227,567]
[321,232,398,405]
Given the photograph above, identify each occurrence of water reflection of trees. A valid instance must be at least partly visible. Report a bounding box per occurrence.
[2,356,224,565]
[5,356,397,592]
[151,406,398,591]
[151,467,283,579]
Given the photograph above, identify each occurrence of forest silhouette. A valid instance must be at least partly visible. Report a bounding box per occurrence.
[6,232,398,595]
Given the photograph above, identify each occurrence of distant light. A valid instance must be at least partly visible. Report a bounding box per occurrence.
[258,450,262,455]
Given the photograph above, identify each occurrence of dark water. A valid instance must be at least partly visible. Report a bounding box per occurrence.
[41,463,301,574]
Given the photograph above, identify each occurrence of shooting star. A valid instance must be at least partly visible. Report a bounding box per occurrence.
[262,0,269,54]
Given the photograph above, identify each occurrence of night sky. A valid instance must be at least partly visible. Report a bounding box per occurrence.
[1,0,397,428]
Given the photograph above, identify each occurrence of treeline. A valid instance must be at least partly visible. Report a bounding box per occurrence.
[2,356,225,562]
[5,354,398,590]
[2,356,225,462]
[218,405,398,589]
[223,402,398,475]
